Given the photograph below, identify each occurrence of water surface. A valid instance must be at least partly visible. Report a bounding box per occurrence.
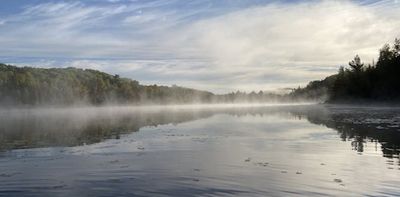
[0,104,399,196]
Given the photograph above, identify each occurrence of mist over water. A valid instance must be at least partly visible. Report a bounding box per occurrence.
[0,104,399,196]
[2,0,400,196]
[0,103,312,150]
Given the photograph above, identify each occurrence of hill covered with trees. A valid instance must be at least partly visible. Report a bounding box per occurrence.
[0,64,288,106]
[330,39,400,102]
[0,64,216,105]
[291,38,400,103]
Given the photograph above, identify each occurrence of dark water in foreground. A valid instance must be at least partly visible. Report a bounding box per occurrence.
[0,104,399,197]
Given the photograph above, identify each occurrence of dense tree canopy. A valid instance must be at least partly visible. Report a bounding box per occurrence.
[330,38,400,102]
[291,38,400,103]
[0,64,216,105]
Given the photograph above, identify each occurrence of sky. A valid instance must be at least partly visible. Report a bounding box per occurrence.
[0,0,399,93]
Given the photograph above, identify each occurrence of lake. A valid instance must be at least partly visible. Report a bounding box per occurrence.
[0,104,399,196]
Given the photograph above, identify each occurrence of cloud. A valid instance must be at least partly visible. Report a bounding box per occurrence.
[166,0,400,91]
[182,0,400,66]
[1,0,400,93]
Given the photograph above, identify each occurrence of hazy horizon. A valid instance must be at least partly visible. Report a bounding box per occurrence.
[1,1,400,194]
[0,0,400,93]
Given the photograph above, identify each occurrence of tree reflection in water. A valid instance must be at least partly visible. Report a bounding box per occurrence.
[294,105,400,160]
[0,105,399,161]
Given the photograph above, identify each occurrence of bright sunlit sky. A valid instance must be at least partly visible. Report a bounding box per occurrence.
[0,0,399,93]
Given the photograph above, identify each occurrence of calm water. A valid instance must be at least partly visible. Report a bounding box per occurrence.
[0,104,399,196]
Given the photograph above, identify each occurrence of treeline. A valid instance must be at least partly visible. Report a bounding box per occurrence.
[291,38,400,103]
[0,64,286,106]
[289,75,336,102]
[215,91,285,103]
[6,37,396,106]
[0,64,214,105]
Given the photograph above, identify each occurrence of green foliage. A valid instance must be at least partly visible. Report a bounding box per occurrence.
[329,38,400,102]
[0,64,293,105]
[289,74,336,102]
[0,64,214,105]
[287,38,400,103]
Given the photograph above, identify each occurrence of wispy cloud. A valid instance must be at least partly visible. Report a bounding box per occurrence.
[1,0,400,93]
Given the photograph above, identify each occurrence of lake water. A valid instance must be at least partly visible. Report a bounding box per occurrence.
[0,104,399,196]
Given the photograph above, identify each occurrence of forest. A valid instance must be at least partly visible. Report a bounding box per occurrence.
[0,64,213,105]
[290,38,400,103]
[0,64,286,106]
